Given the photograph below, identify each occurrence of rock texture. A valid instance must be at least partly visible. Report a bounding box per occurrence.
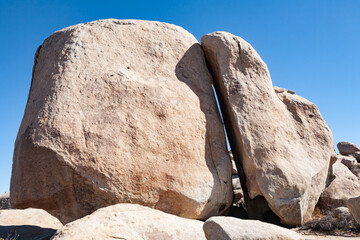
[347,196,360,225]
[339,155,357,168]
[201,32,333,225]
[11,19,232,224]
[0,193,10,209]
[203,216,302,240]
[0,208,62,240]
[319,161,360,210]
[337,141,360,156]
[51,203,206,240]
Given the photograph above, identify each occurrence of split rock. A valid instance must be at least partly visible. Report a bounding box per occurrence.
[201,32,333,225]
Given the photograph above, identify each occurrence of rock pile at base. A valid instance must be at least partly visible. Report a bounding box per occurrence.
[10,19,232,224]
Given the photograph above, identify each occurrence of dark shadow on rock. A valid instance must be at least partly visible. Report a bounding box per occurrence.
[175,43,232,219]
[0,225,57,240]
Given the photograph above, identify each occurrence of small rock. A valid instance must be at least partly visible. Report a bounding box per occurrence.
[337,141,360,156]
[51,203,206,240]
[0,208,62,240]
[353,151,360,162]
[347,196,360,225]
[319,161,360,210]
[203,216,302,240]
[231,160,238,175]
[350,164,360,180]
[339,155,358,168]
[0,193,10,209]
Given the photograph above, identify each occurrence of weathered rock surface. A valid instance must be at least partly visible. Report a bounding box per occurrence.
[0,208,62,240]
[350,164,360,180]
[347,196,360,225]
[203,216,302,240]
[319,161,360,210]
[339,155,358,168]
[0,193,10,209]
[11,19,232,224]
[51,203,206,240]
[201,31,333,225]
[337,141,360,156]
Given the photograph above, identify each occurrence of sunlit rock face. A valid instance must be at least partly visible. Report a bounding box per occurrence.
[11,19,232,224]
[201,31,333,226]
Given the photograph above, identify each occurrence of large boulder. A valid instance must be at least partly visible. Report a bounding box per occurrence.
[337,141,360,156]
[319,161,360,210]
[0,208,62,240]
[203,216,302,240]
[0,193,10,209]
[11,19,232,224]
[201,32,333,225]
[51,203,206,240]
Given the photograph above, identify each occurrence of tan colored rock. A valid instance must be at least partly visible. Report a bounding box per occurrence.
[339,155,357,168]
[350,164,360,180]
[0,208,62,240]
[0,192,10,209]
[337,141,360,156]
[11,19,232,224]
[319,161,360,210]
[51,203,206,240]
[201,32,333,225]
[347,196,360,225]
[203,216,303,240]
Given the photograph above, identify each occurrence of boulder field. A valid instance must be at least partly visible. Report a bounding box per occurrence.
[8,19,359,238]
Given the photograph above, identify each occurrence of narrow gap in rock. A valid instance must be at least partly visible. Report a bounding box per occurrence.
[207,56,281,225]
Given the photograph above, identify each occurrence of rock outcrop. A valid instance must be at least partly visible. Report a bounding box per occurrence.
[319,161,360,210]
[0,208,62,240]
[337,141,360,156]
[51,203,206,240]
[11,19,232,224]
[201,32,333,225]
[203,216,302,240]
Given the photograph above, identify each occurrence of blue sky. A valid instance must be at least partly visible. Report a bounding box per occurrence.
[1,0,359,194]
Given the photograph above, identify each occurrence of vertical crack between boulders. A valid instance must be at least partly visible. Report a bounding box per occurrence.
[201,42,281,225]
[200,45,251,207]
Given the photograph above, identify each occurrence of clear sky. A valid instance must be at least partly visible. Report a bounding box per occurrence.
[1,0,359,194]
